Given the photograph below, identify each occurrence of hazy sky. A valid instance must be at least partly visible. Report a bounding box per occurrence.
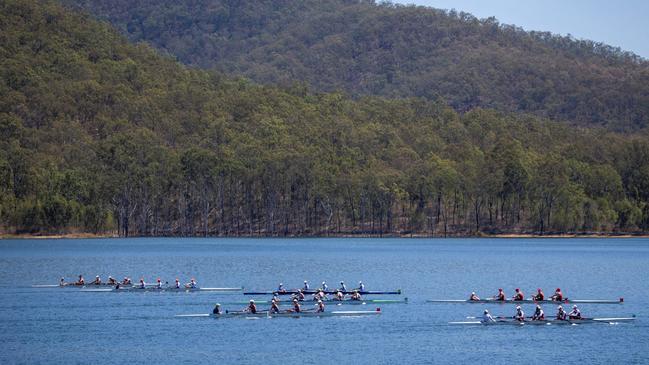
[392,0,649,59]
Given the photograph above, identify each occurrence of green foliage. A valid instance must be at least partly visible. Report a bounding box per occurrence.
[1,0,648,236]
[64,0,649,131]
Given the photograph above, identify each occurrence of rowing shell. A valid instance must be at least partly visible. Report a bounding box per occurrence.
[427,298,623,304]
[223,298,408,305]
[244,290,401,296]
[176,309,382,318]
[80,286,243,293]
[450,317,636,325]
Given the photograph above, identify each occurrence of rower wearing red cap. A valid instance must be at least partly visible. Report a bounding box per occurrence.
[512,288,524,301]
[551,288,563,301]
[185,278,197,289]
[493,288,506,301]
[174,279,181,289]
[155,278,162,289]
[138,278,146,289]
[533,288,545,301]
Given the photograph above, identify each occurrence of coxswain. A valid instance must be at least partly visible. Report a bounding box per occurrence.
[358,281,365,291]
[212,303,221,315]
[138,278,146,289]
[351,290,362,301]
[512,288,524,301]
[122,277,131,285]
[269,299,280,314]
[277,283,285,293]
[107,276,117,285]
[91,275,101,285]
[292,298,301,313]
[76,275,85,285]
[494,288,505,301]
[155,278,163,289]
[531,305,545,320]
[469,292,480,301]
[186,278,197,289]
[247,299,257,314]
[482,309,496,323]
[551,288,563,301]
[568,305,582,320]
[335,290,344,301]
[303,280,309,291]
[59,277,66,286]
[556,305,567,320]
[533,288,544,301]
[514,305,525,322]
[316,299,325,313]
[339,281,347,292]
[174,279,181,289]
[321,281,328,291]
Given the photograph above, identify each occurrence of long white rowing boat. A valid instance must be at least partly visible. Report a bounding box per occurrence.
[80,286,243,292]
[427,298,623,304]
[450,317,636,325]
[176,309,382,318]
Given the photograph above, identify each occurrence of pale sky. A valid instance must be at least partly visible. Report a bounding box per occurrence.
[393,0,649,59]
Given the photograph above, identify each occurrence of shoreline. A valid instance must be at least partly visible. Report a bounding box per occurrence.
[2,232,648,240]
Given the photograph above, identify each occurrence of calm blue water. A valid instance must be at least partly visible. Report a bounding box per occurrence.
[0,238,648,364]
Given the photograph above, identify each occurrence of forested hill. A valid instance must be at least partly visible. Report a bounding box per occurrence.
[1,0,649,237]
[64,0,649,131]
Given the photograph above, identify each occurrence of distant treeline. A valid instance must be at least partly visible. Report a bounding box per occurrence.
[1,0,649,237]
[65,0,649,131]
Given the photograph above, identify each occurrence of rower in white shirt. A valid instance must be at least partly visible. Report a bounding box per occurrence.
[482,309,496,323]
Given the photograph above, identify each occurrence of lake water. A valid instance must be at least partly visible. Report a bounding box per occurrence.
[0,238,647,364]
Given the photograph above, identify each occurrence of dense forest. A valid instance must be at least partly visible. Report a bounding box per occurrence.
[1,0,649,237]
[65,0,649,131]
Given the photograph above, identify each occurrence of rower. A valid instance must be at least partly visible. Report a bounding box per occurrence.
[358,281,365,291]
[138,278,146,289]
[339,281,347,292]
[76,275,85,285]
[469,292,480,301]
[531,305,545,320]
[533,288,544,301]
[482,309,496,323]
[212,303,221,315]
[551,288,563,301]
[122,277,131,285]
[273,294,281,303]
[175,279,181,289]
[514,305,525,322]
[351,290,362,301]
[247,299,257,314]
[335,290,344,301]
[303,280,309,291]
[107,276,117,285]
[59,277,66,286]
[568,305,582,320]
[316,299,325,313]
[186,278,197,289]
[269,299,280,314]
[292,298,301,313]
[494,288,505,301]
[295,289,305,301]
[556,305,567,320]
[155,278,162,289]
[277,283,285,293]
[91,275,101,285]
[321,281,328,291]
[512,288,524,301]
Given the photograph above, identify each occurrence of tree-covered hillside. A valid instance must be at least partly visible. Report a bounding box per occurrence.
[65,0,649,131]
[1,0,648,237]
